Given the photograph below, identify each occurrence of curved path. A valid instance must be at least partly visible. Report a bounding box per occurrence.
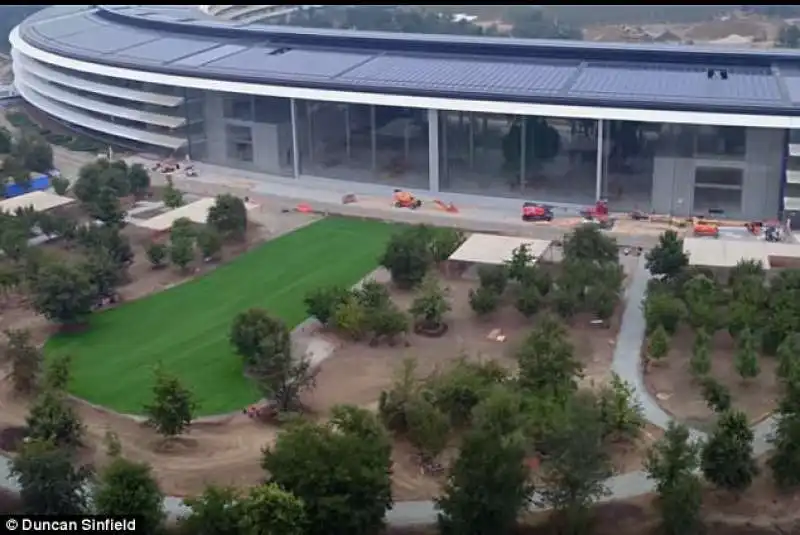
[0,256,778,525]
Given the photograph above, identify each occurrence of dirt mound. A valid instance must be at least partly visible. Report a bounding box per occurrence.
[685,20,766,41]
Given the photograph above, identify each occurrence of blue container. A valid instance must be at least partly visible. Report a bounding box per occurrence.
[3,174,50,198]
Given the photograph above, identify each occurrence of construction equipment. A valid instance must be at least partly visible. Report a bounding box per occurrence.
[580,199,609,220]
[521,202,554,222]
[693,218,719,237]
[393,189,422,209]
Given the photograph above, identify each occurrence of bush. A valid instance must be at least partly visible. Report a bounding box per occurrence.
[515,282,542,318]
[477,265,508,295]
[367,304,409,346]
[380,229,432,288]
[197,228,223,261]
[50,176,70,195]
[644,291,686,334]
[332,297,369,340]
[355,279,391,310]
[304,286,352,325]
[207,194,248,241]
[429,227,465,263]
[468,285,500,317]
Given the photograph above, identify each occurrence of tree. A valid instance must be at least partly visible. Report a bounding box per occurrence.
[197,227,223,261]
[163,177,184,208]
[768,363,800,489]
[11,439,91,515]
[646,230,688,280]
[380,228,432,288]
[3,328,42,395]
[332,296,368,340]
[0,127,11,153]
[143,366,196,440]
[700,376,732,414]
[515,313,583,401]
[645,422,703,535]
[94,456,164,534]
[734,327,760,381]
[643,291,686,335]
[405,394,450,463]
[50,175,70,195]
[683,274,720,332]
[44,353,72,392]
[777,333,800,381]
[537,393,611,534]
[127,163,151,198]
[701,409,758,494]
[477,265,508,295]
[647,324,670,363]
[262,405,393,535]
[304,285,351,325]
[436,387,533,535]
[597,373,644,442]
[181,486,243,535]
[468,285,500,317]
[90,186,126,227]
[83,250,125,301]
[207,194,248,241]
[146,242,167,269]
[17,136,53,173]
[366,304,408,346]
[169,235,195,271]
[239,483,307,535]
[515,282,542,318]
[562,223,618,263]
[26,388,84,449]
[230,308,291,368]
[506,244,534,282]
[689,328,711,378]
[30,262,98,326]
[409,274,451,333]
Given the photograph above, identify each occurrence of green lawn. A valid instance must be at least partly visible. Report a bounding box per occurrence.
[45,217,398,416]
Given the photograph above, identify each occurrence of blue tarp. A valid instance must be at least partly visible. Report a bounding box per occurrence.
[4,175,50,198]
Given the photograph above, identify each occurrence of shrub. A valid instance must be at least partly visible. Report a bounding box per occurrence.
[50,176,70,195]
[515,282,542,318]
[146,243,167,269]
[380,228,432,288]
[355,279,391,310]
[468,286,500,317]
[368,304,409,346]
[477,265,508,295]
[304,286,352,325]
[332,297,369,340]
[644,291,686,334]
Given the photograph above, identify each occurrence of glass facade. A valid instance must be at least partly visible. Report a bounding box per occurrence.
[295,100,428,189]
[439,111,598,205]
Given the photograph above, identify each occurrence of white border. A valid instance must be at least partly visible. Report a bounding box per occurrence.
[10,26,800,129]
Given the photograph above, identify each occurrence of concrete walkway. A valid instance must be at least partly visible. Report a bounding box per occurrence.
[0,148,779,524]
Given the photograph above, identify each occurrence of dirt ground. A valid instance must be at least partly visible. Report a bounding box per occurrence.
[644,326,779,429]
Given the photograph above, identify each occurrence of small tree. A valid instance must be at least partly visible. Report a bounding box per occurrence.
[768,365,800,489]
[207,194,248,241]
[239,483,307,535]
[144,366,196,440]
[700,376,732,414]
[229,308,291,368]
[477,265,508,295]
[3,328,42,395]
[262,405,393,535]
[181,486,243,535]
[647,324,670,363]
[468,285,500,317]
[127,163,151,198]
[197,227,223,261]
[644,291,686,335]
[90,186,126,227]
[94,456,164,534]
[162,177,184,208]
[734,327,760,381]
[777,333,800,381]
[689,328,712,378]
[701,409,758,494]
[11,439,91,515]
[597,373,645,442]
[562,223,618,263]
[380,228,432,288]
[367,304,408,346]
[30,262,99,327]
[44,354,72,392]
[304,285,352,325]
[26,389,84,449]
[146,242,167,269]
[506,244,534,282]
[645,422,703,535]
[332,296,369,341]
[537,393,612,534]
[516,314,583,401]
[405,394,450,464]
[646,230,689,280]
[515,282,542,318]
[409,274,451,333]
[50,175,70,195]
[169,235,195,272]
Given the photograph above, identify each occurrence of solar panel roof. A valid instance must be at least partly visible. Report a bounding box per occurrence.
[17,5,800,115]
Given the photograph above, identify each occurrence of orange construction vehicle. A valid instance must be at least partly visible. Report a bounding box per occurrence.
[393,189,422,209]
[693,218,719,237]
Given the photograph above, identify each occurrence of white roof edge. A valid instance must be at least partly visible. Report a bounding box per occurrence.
[12,49,183,107]
[10,27,800,129]
[14,80,186,150]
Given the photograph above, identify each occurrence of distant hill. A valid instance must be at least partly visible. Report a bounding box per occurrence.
[0,5,50,52]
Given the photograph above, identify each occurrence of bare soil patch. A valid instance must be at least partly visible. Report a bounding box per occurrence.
[644,326,779,429]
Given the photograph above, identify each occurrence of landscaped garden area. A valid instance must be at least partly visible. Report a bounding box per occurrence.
[46,216,398,415]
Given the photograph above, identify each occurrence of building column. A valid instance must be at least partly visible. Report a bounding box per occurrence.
[595,118,605,201]
[290,98,300,179]
[370,105,377,171]
[344,104,351,160]
[428,109,440,193]
[468,112,475,169]
[520,118,527,190]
